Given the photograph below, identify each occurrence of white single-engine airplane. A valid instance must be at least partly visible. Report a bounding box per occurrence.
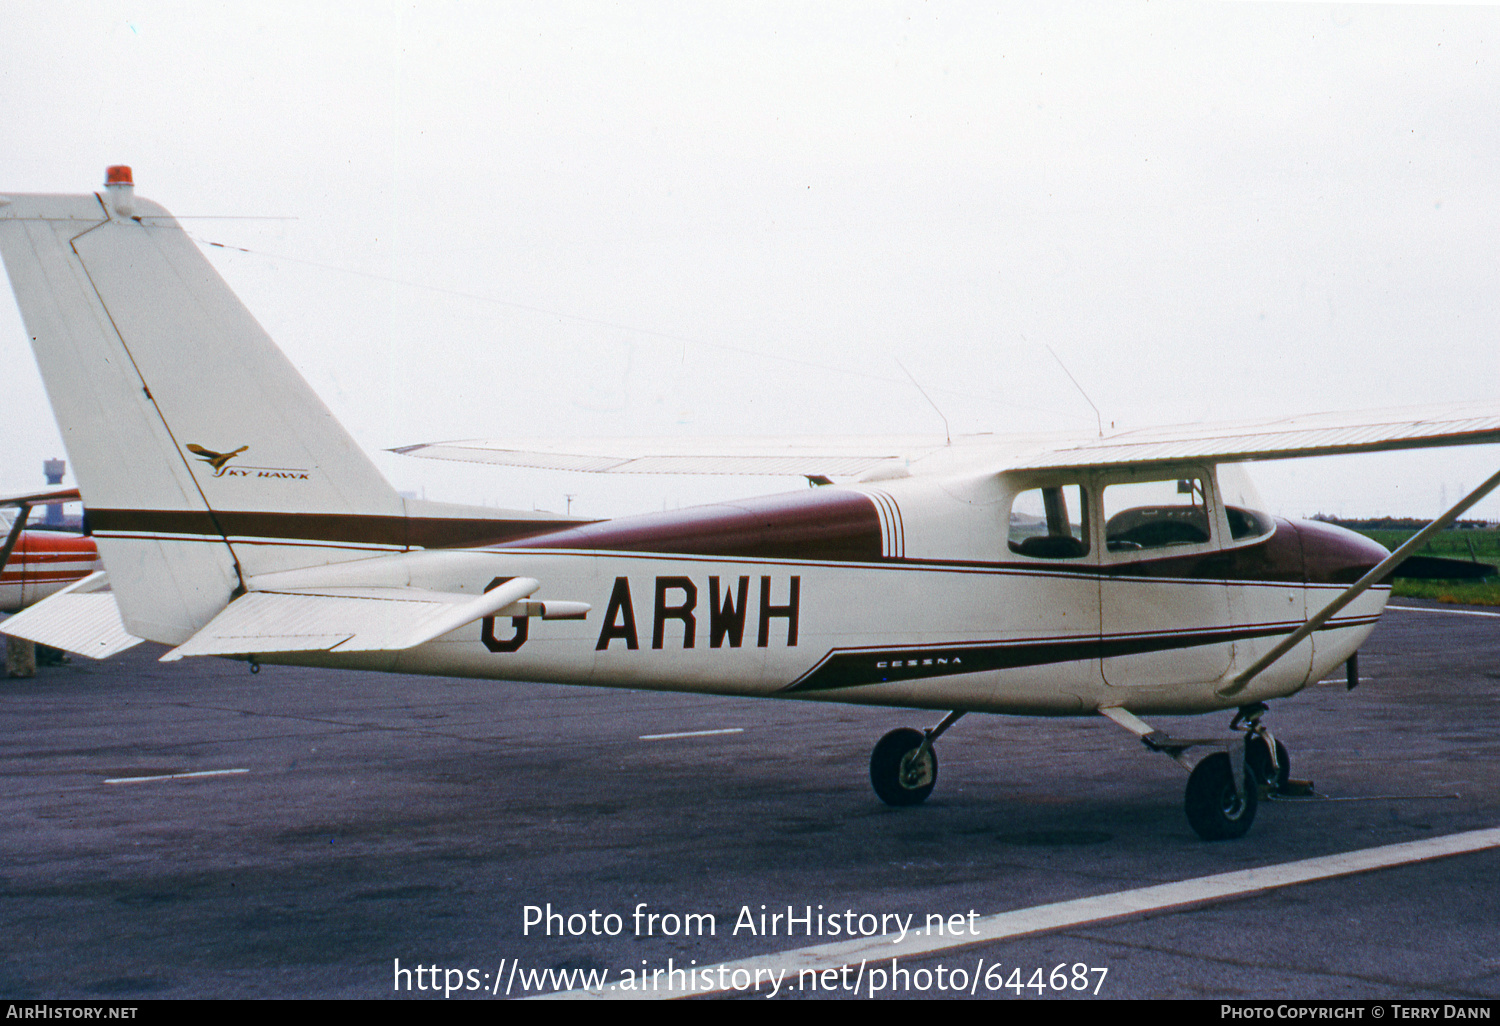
[3,169,1499,840]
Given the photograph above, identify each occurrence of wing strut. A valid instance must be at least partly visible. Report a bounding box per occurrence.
[0,502,32,578]
[1219,464,1500,698]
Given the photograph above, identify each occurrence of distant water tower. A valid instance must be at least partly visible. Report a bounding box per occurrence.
[43,458,65,527]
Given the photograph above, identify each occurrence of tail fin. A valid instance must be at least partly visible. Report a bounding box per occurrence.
[0,175,406,643]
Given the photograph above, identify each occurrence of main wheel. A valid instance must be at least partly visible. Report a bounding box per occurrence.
[1245,736,1291,794]
[1184,752,1258,840]
[870,727,937,807]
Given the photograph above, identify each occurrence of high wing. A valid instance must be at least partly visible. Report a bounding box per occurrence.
[391,436,957,478]
[1014,401,1500,470]
[395,401,1500,477]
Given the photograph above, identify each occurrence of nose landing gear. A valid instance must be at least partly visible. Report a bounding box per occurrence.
[1101,702,1302,841]
[1235,703,1292,795]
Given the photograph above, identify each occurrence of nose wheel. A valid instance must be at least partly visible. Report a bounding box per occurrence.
[1184,752,1258,840]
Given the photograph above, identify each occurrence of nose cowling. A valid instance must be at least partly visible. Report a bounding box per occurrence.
[1293,519,1390,585]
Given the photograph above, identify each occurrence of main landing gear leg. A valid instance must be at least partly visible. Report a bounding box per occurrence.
[869,711,965,807]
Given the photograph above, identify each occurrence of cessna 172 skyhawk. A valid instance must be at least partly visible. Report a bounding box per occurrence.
[3,169,1499,840]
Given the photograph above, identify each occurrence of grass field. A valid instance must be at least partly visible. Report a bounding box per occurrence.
[1349,526,1500,606]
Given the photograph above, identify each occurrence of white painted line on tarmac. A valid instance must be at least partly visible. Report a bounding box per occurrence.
[104,768,249,785]
[1270,793,1459,803]
[639,728,744,741]
[538,825,1500,1000]
[1387,604,1500,618]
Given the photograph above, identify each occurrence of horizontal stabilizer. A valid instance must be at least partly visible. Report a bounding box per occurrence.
[0,572,142,659]
[159,578,592,661]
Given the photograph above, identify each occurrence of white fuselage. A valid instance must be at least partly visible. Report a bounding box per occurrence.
[238,470,1388,717]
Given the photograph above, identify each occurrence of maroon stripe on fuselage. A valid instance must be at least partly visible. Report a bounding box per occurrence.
[86,509,583,549]
[88,494,882,559]
[492,488,885,561]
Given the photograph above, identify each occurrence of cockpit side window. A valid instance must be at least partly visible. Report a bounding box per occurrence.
[1226,506,1270,540]
[1008,483,1090,559]
[1102,476,1213,552]
[1217,463,1274,542]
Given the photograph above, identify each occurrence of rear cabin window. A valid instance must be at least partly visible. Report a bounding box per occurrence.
[1102,476,1212,552]
[1008,484,1090,559]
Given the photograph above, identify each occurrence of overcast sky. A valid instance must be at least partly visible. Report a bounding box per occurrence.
[2,2,1498,520]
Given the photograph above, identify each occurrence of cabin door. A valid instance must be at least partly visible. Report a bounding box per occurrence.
[1097,472,1233,688]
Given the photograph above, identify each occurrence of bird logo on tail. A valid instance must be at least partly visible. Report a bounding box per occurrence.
[185,444,249,477]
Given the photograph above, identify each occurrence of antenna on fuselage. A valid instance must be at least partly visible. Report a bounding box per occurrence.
[1043,343,1105,438]
[895,359,951,446]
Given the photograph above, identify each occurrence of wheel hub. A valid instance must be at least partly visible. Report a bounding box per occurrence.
[899,748,935,789]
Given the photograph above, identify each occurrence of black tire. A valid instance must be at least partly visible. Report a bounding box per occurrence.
[1245,736,1291,794]
[1184,752,1258,841]
[870,727,937,807]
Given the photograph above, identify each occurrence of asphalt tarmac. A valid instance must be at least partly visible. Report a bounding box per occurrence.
[1,601,1497,1001]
